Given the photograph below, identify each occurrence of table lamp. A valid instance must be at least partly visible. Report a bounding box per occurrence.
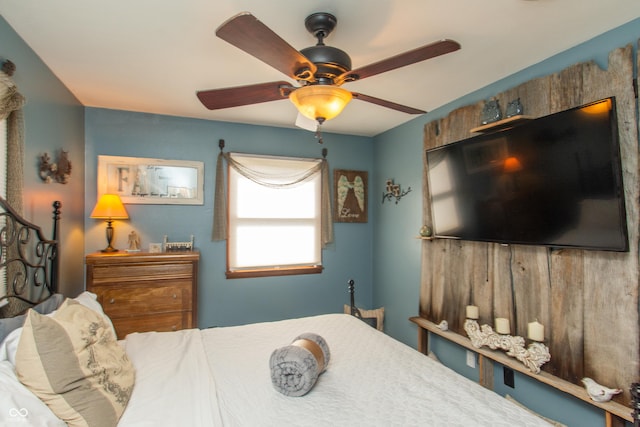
[90,194,129,252]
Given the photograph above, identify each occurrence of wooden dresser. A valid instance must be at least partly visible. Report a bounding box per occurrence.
[85,251,199,339]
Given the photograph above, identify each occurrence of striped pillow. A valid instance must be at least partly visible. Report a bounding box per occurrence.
[15,299,135,427]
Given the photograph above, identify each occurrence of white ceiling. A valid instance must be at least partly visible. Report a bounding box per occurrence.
[1,1,639,137]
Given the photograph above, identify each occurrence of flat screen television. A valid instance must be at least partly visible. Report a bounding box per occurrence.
[426,97,628,252]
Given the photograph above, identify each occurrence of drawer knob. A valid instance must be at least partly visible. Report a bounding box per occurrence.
[172,294,177,299]
[109,298,115,304]
[172,325,177,331]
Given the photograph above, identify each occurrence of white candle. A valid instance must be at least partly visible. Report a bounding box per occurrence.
[495,318,510,334]
[466,305,479,319]
[527,321,544,342]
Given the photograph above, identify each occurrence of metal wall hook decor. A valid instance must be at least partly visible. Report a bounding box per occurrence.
[382,179,411,204]
[1,59,16,76]
[39,150,72,184]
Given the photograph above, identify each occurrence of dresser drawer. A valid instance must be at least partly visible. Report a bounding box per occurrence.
[90,262,193,284]
[97,282,192,319]
[112,312,193,338]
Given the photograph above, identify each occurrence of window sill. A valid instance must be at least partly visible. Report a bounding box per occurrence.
[226,265,323,279]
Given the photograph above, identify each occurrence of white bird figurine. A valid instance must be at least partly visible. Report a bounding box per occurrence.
[581,377,622,402]
[437,320,449,331]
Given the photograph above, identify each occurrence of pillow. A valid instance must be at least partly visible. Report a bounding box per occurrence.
[73,291,117,337]
[0,316,23,344]
[0,293,64,342]
[15,299,135,427]
[1,292,115,365]
[0,360,66,426]
[0,327,21,365]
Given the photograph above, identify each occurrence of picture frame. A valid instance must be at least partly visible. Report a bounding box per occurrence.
[148,243,163,253]
[334,169,368,223]
[97,155,204,205]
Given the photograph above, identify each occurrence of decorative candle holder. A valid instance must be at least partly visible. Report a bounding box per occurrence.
[463,319,551,374]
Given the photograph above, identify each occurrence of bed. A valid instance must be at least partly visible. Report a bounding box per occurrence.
[0,196,554,427]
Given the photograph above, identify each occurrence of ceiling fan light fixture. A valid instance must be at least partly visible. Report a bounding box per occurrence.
[289,85,352,122]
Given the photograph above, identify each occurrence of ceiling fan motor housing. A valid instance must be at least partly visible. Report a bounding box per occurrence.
[300,45,351,83]
[301,12,352,84]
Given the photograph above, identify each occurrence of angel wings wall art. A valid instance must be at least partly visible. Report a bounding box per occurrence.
[334,169,368,223]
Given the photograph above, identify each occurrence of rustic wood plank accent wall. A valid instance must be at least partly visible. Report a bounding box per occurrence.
[420,44,639,405]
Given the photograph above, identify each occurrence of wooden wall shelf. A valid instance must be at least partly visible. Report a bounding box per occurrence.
[469,115,534,134]
[410,316,633,425]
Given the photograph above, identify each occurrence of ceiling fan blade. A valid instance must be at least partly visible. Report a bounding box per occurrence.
[197,81,292,110]
[337,39,460,83]
[352,92,426,114]
[216,12,317,81]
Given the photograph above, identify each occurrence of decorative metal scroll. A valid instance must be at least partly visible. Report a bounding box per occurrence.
[464,319,550,374]
[0,198,59,313]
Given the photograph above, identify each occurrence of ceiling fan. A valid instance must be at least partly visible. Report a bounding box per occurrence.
[197,12,460,130]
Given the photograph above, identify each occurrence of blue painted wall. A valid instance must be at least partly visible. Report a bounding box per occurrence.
[84,108,374,328]
[0,16,86,297]
[372,17,640,427]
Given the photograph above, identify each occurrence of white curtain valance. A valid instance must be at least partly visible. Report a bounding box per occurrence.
[225,152,322,188]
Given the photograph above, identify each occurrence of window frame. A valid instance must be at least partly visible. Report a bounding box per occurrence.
[225,153,324,279]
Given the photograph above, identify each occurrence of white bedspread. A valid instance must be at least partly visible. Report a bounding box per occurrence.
[118,314,551,426]
[119,329,223,426]
[200,313,551,427]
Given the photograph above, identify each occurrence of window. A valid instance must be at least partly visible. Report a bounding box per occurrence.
[227,153,323,278]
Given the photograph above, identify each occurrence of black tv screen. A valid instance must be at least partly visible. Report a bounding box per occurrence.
[426,97,628,251]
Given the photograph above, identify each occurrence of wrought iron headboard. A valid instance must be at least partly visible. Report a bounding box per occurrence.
[347,279,363,319]
[0,197,60,317]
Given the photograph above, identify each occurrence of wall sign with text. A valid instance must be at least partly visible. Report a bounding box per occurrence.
[334,169,368,223]
[97,155,204,205]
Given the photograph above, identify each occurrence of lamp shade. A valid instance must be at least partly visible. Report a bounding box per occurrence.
[289,85,352,122]
[90,194,129,219]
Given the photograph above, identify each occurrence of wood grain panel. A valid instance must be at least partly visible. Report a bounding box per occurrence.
[421,119,447,320]
[90,262,193,283]
[420,44,639,406]
[549,250,585,381]
[579,45,639,402]
[510,245,550,338]
[96,281,192,318]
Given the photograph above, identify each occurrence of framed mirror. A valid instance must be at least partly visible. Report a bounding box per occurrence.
[97,155,204,205]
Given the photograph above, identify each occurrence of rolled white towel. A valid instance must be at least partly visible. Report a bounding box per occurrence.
[269,333,330,397]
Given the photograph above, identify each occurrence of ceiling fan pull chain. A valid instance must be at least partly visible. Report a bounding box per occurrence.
[315,126,324,144]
